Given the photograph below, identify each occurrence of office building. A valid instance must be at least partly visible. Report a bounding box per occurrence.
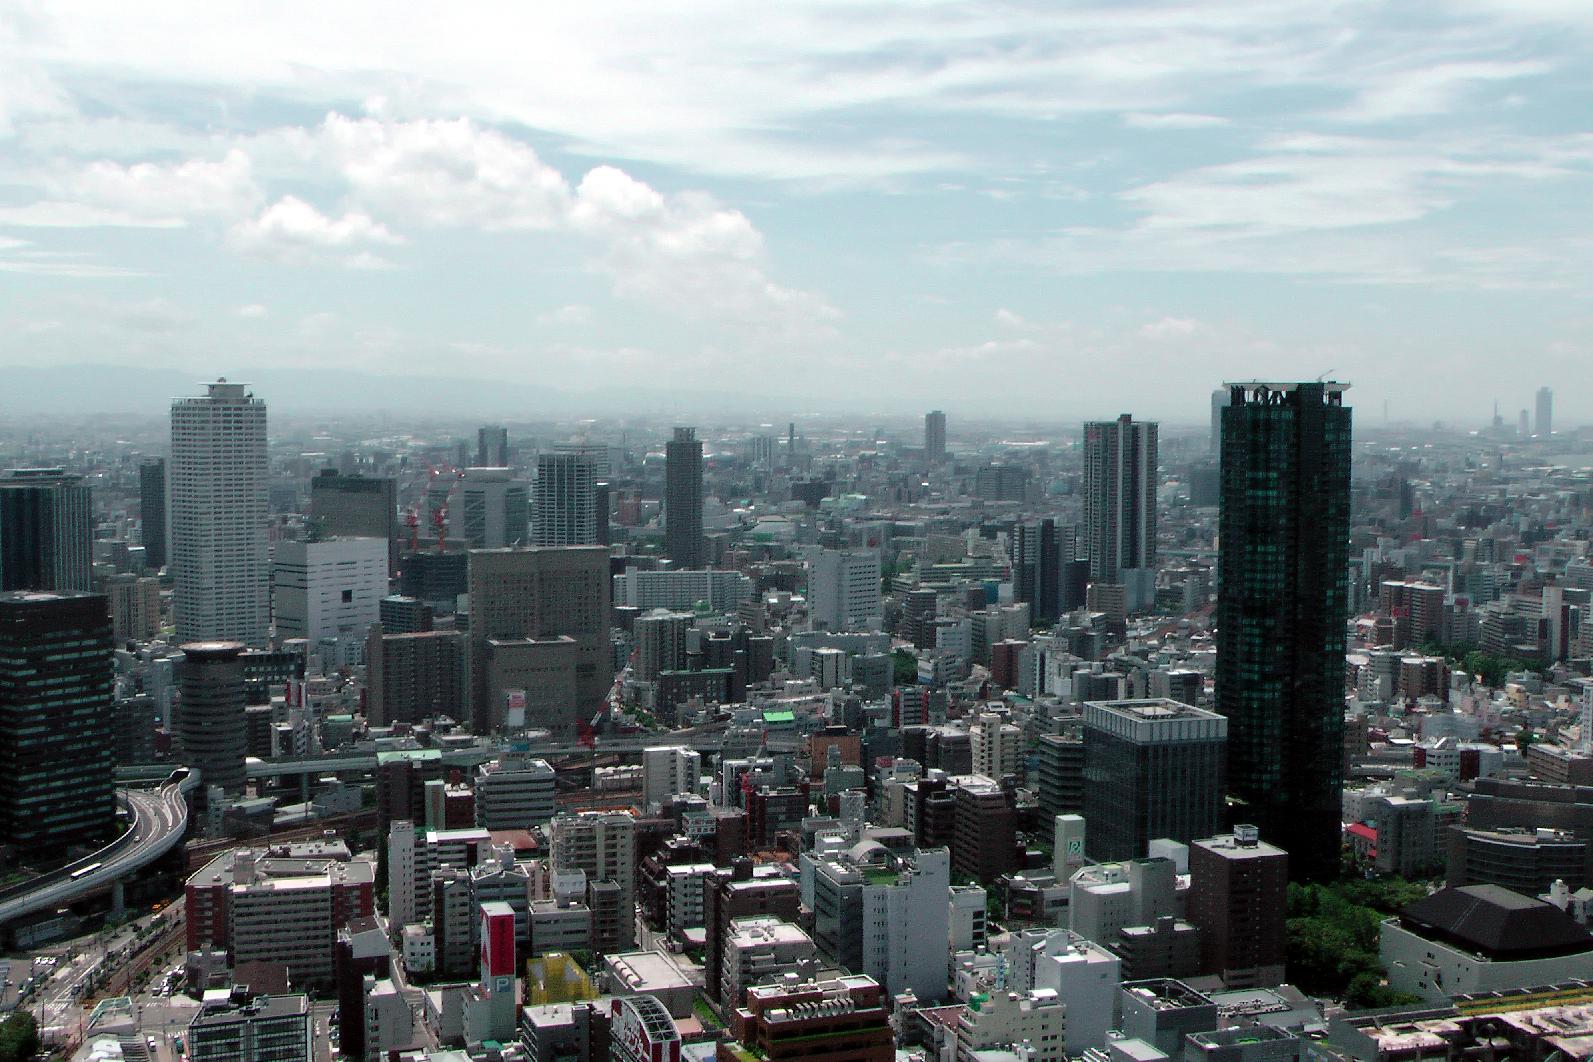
[186,843,375,985]
[1210,389,1229,453]
[0,591,116,855]
[730,975,893,1062]
[0,468,92,592]
[1013,519,1068,625]
[971,712,1023,782]
[634,610,693,683]
[1069,856,1181,949]
[665,427,704,568]
[549,811,637,954]
[1536,386,1554,437]
[467,546,611,733]
[1036,730,1085,819]
[1005,929,1122,1054]
[171,380,269,646]
[533,451,600,546]
[398,550,468,612]
[140,458,167,570]
[705,863,803,1004]
[177,641,248,800]
[475,754,557,830]
[956,988,1067,1062]
[309,470,398,573]
[186,990,312,1062]
[478,425,509,467]
[1217,381,1351,880]
[643,746,702,809]
[721,916,816,1008]
[271,537,387,651]
[453,467,530,549]
[975,463,1031,502]
[925,410,947,463]
[102,572,161,643]
[1082,699,1227,861]
[613,568,753,611]
[807,844,950,1003]
[1083,414,1158,590]
[378,594,432,634]
[951,775,1022,882]
[1187,828,1288,988]
[808,549,882,632]
[365,627,464,726]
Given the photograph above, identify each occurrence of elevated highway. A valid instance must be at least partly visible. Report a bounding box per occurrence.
[0,769,197,931]
[116,725,734,786]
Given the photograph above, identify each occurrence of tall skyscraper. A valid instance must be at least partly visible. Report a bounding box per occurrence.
[532,452,599,546]
[171,380,269,646]
[139,458,167,570]
[1209,389,1229,453]
[664,427,704,569]
[467,546,612,735]
[0,468,93,592]
[176,640,248,802]
[452,467,530,549]
[1083,414,1158,595]
[1012,519,1071,624]
[477,425,509,467]
[309,470,398,573]
[1536,386,1554,437]
[0,591,116,855]
[1217,381,1351,881]
[924,410,947,463]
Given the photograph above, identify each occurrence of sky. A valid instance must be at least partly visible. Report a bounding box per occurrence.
[3,1,1593,424]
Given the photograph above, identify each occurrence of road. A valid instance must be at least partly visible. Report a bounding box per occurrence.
[0,771,195,931]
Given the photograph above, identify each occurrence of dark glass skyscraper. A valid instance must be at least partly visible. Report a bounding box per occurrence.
[0,468,93,592]
[664,427,704,569]
[1012,519,1069,624]
[1082,698,1227,862]
[1216,381,1351,881]
[0,591,116,855]
[309,469,398,572]
[139,458,167,570]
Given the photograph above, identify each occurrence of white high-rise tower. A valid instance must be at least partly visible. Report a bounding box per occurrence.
[532,451,598,546]
[171,380,269,645]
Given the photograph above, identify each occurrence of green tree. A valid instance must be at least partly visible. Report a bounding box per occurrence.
[0,1010,40,1062]
[892,649,918,686]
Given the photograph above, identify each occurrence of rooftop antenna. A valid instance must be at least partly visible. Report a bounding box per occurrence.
[1316,368,1335,382]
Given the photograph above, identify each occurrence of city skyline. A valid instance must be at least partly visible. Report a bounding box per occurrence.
[5,5,1593,421]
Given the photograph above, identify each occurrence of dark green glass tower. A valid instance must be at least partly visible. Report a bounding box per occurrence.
[1217,381,1351,882]
[0,591,116,856]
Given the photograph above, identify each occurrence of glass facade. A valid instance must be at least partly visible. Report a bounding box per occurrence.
[1216,381,1351,881]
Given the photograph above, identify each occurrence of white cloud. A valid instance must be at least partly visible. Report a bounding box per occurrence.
[1139,316,1204,339]
[235,303,268,318]
[1331,60,1553,123]
[64,149,260,223]
[1122,112,1231,130]
[318,114,571,229]
[537,304,593,326]
[228,195,402,266]
[313,114,837,332]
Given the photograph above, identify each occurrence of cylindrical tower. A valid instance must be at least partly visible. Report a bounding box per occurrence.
[177,640,247,801]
